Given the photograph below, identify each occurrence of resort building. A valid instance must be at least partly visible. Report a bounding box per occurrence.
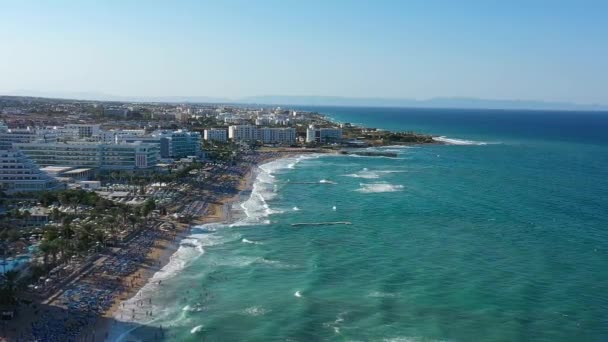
[306,125,343,143]
[13,141,159,170]
[118,130,200,159]
[228,125,258,141]
[65,124,101,139]
[97,129,146,143]
[259,127,296,144]
[204,129,228,142]
[156,130,200,158]
[228,125,296,144]
[0,149,60,193]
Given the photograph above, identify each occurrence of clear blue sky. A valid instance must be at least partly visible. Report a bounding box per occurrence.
[1,0,607,104]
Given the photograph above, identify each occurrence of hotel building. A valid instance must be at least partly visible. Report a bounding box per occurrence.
[0,149,60,193]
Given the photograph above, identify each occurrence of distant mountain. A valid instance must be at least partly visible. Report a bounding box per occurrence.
[4,90,232,104]
[3,90,607,111]
[241,96,608,111]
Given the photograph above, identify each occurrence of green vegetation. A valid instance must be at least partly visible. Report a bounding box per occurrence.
[0,270,20,305]
[0,190,157,276]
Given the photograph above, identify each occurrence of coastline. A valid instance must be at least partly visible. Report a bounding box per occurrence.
[90,152,296,341]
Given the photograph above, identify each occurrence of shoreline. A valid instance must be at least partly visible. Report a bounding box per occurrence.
[0,151,296,342]
[91,152,297,341]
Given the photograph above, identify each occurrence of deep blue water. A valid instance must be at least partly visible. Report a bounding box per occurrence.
[297,106,608,146]
[114,107,608,342]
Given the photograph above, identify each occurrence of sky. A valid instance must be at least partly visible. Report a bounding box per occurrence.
[1,0,607,105]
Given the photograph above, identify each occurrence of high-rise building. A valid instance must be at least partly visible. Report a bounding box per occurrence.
[259,127,296,144]
[228,125,258,141]
[13,141,159,170]
[65,124,101,139]
[228,125,296,144]
[204,129,228,142]
[306,125,342,143]
[0,149,60,193]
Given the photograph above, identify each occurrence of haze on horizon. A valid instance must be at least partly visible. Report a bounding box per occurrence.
[1,0,607,107]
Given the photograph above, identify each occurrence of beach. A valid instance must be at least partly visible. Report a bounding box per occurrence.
[89,152,290,341]
[2,151,293,342]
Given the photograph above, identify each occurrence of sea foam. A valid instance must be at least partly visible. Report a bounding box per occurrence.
[235,155,311,226]
[356,183,404,193]
[191,325,204,334]
[433,136,494,145]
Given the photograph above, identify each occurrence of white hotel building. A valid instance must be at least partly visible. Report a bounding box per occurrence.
[306,125,343,143]
[13,141,159,170]
[228,125,296,144]
[0,149,60,193]
[204,129,228,142]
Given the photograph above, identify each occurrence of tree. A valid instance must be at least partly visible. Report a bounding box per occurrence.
[127,215,139,231]
[21,210,31,223]
[0,270,20,305]
[141,199,156,219]
[38,240,53,268]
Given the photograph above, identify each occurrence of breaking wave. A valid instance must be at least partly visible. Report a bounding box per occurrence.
[433,136,495,145]
[356,183,404,193]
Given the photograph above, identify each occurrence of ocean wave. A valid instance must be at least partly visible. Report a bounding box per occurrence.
[243,306,268,316]
[365,145,414,154]
[191,325,204,334]
[368,291,400,298]
[256,258,296,269]
[356,183,404,193]
[242,238,262,245]
[112,227,241,328]
[376,170,407,174]
[234,156,306,226]
[319,179,337,184]
[346,154,408,160]
[345,168,406,179]
[182,303,205,312]
[323,311,347,334]
[433,136,495,145]
[213,256,260,267]
[344,168,380,179]
[294,290,302,298]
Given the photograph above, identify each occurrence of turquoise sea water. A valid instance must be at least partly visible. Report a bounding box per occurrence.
[112,108,608,341]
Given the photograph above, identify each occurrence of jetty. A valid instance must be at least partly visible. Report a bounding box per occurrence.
[291,221,352,227]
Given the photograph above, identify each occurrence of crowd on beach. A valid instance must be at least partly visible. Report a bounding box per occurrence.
[14,228,168,342]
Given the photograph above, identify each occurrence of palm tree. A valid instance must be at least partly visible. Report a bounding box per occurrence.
[127,215,139,232]
[21,210,31,225]
[38,240,53,268]
[50,208,61,222]
[0,270,20,305]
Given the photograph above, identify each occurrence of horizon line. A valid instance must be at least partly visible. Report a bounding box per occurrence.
[1,92,608,113]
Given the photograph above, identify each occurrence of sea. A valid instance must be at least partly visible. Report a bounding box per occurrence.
[110,107,608,342]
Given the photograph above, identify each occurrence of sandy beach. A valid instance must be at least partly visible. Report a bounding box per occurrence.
[80,162,261,341]
[86,152,290,341]
[2,151,294,342]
